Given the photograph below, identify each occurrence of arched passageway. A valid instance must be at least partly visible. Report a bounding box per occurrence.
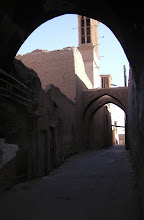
[82,87,128,120]
[81,92,127,149]
[89,95,126,121]
[81,89,128,149]
[1,1,144,218]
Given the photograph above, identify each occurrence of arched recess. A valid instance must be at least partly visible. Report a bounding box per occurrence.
[83,93,127,120]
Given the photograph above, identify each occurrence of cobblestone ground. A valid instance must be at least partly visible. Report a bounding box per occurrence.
[0,145,138,220]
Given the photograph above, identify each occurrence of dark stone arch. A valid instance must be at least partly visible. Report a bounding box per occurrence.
[0,0,143,82]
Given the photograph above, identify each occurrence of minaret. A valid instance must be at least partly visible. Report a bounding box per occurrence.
[78,15,99,88]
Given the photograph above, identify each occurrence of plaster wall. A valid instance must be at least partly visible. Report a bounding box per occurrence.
[73,48,93,89]
[84,61,93,85]
[77,46,94,61]
[78,45,95,86]
[93,46,99,88]
[93,61,99,88]
[77,45,99,88]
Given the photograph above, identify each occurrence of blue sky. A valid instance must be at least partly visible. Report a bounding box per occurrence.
[17,14,129,87]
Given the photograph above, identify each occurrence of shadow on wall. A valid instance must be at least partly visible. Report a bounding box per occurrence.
[0,59,76,191]
[0,56,114,191]
[88,105,112,149]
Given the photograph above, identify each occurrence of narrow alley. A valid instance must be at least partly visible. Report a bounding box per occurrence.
[0,146,138,220]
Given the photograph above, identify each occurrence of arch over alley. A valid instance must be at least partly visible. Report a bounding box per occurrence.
[80,87,128,150]
[82,87,128,120]
[1,0,144,217]
[89,95,126,120]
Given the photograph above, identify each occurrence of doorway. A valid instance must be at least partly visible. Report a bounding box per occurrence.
[49,127,56,170]
[40,130,47,176]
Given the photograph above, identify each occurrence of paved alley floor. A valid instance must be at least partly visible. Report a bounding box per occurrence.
[0,145,138,220]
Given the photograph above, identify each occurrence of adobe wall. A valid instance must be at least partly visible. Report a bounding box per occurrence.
[16,48,76,102]
[86,105,112,149]
[0,0,144,217]
[128,67,144,218]
[16,47,93,102]
[45,84,76,160]
[0,59,76,191]
[73,47,93,150]
[83,87,128,117]
[89,107,105,148]
[77,45,95,86]
[16,47,93,153]
[0,59,41,190]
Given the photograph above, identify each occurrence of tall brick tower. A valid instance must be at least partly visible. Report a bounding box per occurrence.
[78,15,99,88]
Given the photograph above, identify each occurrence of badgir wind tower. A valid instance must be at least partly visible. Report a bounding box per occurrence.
[78,15,99,88]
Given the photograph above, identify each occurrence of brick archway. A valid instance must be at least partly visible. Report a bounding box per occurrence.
[89,95,126,121]
[82,87,128,120]
[80,87,128,150]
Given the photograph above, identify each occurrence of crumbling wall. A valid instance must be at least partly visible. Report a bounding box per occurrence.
[16,48,76,102]
[16,48,94,154]
[0,58,77,191]
[0,58,42,189]
[16,47,94,104]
